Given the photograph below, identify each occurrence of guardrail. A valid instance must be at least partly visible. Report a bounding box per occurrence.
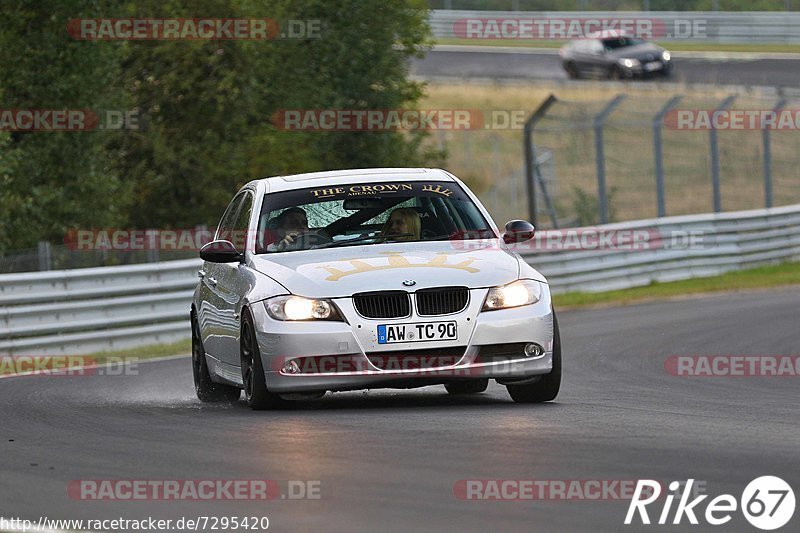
[525,204,800,293]
[0,259,200,355]
[1,204,799,355]
[430,10,800,44]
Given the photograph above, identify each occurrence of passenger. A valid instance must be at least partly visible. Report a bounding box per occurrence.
[380,208,421,242]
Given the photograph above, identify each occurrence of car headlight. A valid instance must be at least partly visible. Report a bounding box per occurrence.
[662,50,671,61]
[482,280,541,311]
[265,295,342,321]
[621,58,640,68]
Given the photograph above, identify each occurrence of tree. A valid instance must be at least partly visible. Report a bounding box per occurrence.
[0,0,439,249]
[0,0,126,250]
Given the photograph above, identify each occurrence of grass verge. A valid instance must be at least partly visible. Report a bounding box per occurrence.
[0,339,191,376]
[85,338,191,362]
[556,261,800,308]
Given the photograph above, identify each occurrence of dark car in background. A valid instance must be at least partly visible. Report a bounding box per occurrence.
[559,31,672,80]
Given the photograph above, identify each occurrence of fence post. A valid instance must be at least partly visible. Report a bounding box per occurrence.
[524,94,558,227]
[594,94,626,224]
[763,98,787,209]
[653,95,683,218]
[37,241,52,271]
[146,229,160,263]
[710,95,736,213]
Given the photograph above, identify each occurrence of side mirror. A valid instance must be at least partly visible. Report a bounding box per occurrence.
[503,220,535,244]
[200,240,243,263]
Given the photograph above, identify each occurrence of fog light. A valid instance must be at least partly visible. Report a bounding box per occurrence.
[282,360,301,374]
[524,343,544,357]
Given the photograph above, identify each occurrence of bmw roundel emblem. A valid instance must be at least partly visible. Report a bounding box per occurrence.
[402,280,416,287]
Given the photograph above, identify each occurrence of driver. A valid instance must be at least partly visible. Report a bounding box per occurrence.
[270,207,309,251]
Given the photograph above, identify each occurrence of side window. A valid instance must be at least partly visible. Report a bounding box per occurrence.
[216,193,245,244]
[232,192,253,252]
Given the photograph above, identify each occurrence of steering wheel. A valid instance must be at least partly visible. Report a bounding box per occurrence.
[420,229,438,240]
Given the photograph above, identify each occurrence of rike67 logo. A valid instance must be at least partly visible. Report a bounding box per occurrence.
[625,477,795,530]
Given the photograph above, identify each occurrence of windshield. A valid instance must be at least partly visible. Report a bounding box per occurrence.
[255,180,495,253]
[602,37,645,51]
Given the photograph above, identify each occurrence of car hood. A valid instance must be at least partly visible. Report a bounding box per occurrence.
[608,43,665,61]
[250,240,535,298]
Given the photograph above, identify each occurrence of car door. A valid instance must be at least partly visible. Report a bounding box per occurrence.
[198,192,246,360]
[214,189,254,367]
[584,39,608,77]
[568,40,590,76]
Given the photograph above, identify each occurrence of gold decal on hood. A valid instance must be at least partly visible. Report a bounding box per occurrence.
[321,252,479,281]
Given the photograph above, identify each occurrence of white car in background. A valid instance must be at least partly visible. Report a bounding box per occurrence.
[191,168,561,409]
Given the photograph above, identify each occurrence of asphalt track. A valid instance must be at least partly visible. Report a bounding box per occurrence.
[2,287,798,532]
[412,48,800,88]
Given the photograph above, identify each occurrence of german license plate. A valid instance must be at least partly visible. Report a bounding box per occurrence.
[377,321,457,344]
[644,61,663,72]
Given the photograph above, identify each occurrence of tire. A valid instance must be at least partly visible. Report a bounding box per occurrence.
[445,379,489,395]
[191,312,241,403]
[564,62,579,80]
[241,309,288,410]
[506,310,562,403]
[608,66,623,81]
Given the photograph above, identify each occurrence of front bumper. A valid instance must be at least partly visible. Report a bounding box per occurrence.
[249,286,554,393]
[621,60,671,77]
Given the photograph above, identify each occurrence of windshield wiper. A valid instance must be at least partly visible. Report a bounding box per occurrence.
[426,234,456,241]
[314,233,413,249]
[426,232,495,241]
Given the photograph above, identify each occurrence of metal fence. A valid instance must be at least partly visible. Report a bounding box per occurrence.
[429,2,799,11]
[2,203,799,355]
[0,228,206,274]
[429,9,800,43]
[523,93,800,229]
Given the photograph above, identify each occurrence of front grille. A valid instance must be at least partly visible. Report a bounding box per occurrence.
[475,343,529,363]
[416,286,469,316]
[353,291,410,319]
[366,347,466,370]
